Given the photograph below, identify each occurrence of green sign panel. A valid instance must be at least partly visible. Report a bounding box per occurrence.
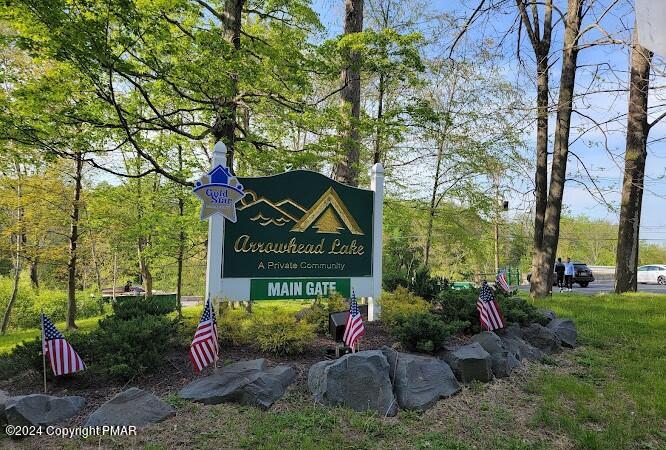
[250,278,351,300]
[223,170,373,278]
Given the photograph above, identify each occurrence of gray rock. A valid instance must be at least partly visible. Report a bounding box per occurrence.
[308,350,397,416]
[179,359,295,409]
[5,394,85,426]
[539,309,558,323]
[471,332,521,378]
[85,388,174,427]
[0,390,10,423]
[380,347,460,411]
[500,336,544,361]
[498,323,522,339]
[547,318,577,348]
[522,323,562,354]
[440,342,493,383]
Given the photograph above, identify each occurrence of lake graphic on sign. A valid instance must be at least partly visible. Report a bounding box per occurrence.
[222,170,373,278]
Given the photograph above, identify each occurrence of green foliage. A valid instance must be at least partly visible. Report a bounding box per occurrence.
[0,276,105,329]
[299,293,348,334]
[0,337,42,380]
[111,295,177,320]
[496,292,547,326]
[217,308,251,346]
[380,286,429,329]
[393,312,466,353]
[248,309,316,355]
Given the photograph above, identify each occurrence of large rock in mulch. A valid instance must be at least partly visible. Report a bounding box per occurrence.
[499,335,544,361]
[497,323,523,339]
[308,350,397,417]
[4,394,85,426]
[439,342,493,383]
[179,359,296,410]
[521,323,562,354]
[380,346,460,411]
[539,309,558,323]
[547,318,577,348]
[471,332,521,378]
[0,390,10,423]
[85,388,174,427]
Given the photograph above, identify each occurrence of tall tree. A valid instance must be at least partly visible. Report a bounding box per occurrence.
[66,149,84,330]
[614,31,654,293]
[0,159,23,335]
[334,0,364,186]
[530,0,584,297]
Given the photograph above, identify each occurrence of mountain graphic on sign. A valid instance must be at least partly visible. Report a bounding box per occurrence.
[239,188,363,235]
[291,187,364,235]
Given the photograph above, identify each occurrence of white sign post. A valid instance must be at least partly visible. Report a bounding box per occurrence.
[203,142,228,303]
[369,163,384,321]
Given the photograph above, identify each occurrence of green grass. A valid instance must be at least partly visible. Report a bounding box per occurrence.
[0,315,105,354]
[529,292,666,449]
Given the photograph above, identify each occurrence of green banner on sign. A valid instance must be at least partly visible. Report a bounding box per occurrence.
[250,278,351,300]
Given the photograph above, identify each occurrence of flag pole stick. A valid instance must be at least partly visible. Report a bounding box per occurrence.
[214,296,219,373]
[40,311,47,393]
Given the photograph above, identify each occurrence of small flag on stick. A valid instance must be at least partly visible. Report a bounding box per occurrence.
[343,290,365,351]
[477,281,505,331]
[496,271,511,293]
[41,314,86,376]
[190,297,219,373]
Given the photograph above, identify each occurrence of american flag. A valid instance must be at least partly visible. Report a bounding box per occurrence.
[477,281,505,331]
[343,290,365,350]
[41,314,85,376]
[496,271,511,293]
[190,297,219,373]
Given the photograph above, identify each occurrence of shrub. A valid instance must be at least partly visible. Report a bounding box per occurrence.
[0,338,42,380]
[112,295,177,319]
[393,312,467,353]
[410,266,449,300]
[300,293,348,334]
[217,308,251,345]
[248,309,316,355]
[496,292,547,326]
[380,286,429,329]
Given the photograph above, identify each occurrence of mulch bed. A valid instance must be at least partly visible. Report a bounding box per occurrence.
[0,321,401,427]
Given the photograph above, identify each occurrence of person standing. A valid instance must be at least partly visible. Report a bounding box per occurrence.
[564,258,575,292]
[555,258,565,292]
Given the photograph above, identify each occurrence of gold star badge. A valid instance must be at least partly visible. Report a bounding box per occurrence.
[193,166,245,222]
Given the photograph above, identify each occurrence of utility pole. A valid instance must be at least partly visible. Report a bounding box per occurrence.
[494,172,501,274]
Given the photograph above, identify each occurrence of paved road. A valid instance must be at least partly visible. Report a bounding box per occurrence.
[518,281,666,295]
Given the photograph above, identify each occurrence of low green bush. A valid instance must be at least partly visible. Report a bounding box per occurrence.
[299,293,348,334]
[248,309,316,354]
[112,295,177,319]
[496,292,548,326]
[393,312,467,353]
[0,338,42,380]
[217,308,251,345]
[380,286,430,329]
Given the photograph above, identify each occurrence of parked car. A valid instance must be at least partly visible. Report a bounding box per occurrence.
[637,265,666,285]
[526,262,595,287]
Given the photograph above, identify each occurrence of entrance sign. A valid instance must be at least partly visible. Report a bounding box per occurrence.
[197,142,384,320]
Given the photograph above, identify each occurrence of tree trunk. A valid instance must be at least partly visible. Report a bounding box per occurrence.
[176,146,185,317]
[29,257,39,290]
[425,141,444,267]
[615,34,652,293]
[90,233,103,292]
[213,0,244,169]
[531,0,583,298]
[66,151,83,330]
[1,163,23,335]
[333,0,364,187]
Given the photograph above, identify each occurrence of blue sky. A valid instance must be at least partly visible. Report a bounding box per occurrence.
[313,0,666,243]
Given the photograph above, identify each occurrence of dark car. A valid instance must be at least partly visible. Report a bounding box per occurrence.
[527,262,595,287]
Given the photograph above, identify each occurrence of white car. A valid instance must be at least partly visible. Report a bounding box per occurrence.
[637,265,666,285]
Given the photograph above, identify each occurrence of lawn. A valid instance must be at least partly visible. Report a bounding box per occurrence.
[0,316,105,354]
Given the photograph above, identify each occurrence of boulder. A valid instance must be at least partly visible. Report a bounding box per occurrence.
[440,342,493,383]
[0,390,10,423]
[497,323,522,339]
[179,359,296,410]
[471,332,521,378]
[547,318,577,348]
[380,347,460,411]
[521,323,562,354]
[500,336,543,361]
[308,350,397,416]
[5,394,85,426]
[84,388,174,427]
[539,309,558,323]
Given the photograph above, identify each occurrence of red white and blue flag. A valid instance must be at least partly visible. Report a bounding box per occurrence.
[496,271,511,293]
[41,314,86,376]
[343,290,365,351]
[190,298,219,373]
[477,282,505,331]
